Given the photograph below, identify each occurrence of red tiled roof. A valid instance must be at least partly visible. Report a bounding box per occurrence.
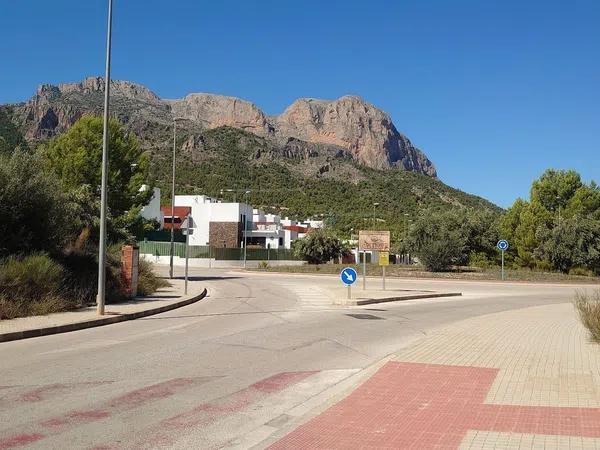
[160,206,191,217]
[284,225,308,233]
[160,206,191,230]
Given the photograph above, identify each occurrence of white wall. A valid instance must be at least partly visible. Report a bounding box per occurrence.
[175,195,212,246]
[142,254,304,268]
[174,195,253,247]
[140,187,163,224]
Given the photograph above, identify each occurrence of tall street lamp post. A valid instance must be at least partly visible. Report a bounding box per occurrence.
[169,117,185,279]
[243,190,251,268]
[96,0,113,315]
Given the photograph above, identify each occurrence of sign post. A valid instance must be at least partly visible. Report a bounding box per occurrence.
[340,267,358,300]
[379,251,389,290]
[181,215,195,295]
[497,240,509,281]
[359,231,391,291]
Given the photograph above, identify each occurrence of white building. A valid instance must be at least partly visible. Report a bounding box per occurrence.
[174,195,253,248]
[139,186,163,224]
[140,190,324,250]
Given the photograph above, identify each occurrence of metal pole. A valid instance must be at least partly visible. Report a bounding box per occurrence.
[383,265,386,291]
[184,214,190,295]
[501,250,505,281]
[169,120,176,279]
[243,192,249,269]
[96,0,113,316]
[347,285,351,300]
[362,251,366,290]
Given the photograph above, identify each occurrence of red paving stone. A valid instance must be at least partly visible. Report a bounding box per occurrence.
[269,362,600,450]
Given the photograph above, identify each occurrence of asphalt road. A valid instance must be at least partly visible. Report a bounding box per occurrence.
[0,268,593,449]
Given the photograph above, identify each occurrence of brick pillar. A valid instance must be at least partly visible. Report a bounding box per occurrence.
[121,245,139,298]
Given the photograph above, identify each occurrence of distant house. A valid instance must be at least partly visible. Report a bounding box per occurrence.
[140,189,324,249]
[174,195,253,248]
[161,206,192,231]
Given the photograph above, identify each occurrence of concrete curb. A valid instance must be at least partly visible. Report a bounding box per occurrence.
[342,291,462,306]
[0,288,208,344]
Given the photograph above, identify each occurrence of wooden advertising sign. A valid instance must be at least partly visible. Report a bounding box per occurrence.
[358,230,390,251]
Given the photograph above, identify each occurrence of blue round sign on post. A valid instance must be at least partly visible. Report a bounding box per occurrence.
[340,267,358,286]
[497,240,509,251]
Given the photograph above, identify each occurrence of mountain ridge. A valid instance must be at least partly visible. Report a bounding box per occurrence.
[5,76,436,177]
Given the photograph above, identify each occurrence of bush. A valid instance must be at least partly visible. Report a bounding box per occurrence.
[257,261,270,269]
[293,230,348,264]
[0,254,77,320]
[0,151,75,258]
[574,290,600,342]
[469,252,494,269]
[569,267,594,277]
[407,210,467,272]
[137,258,170,296]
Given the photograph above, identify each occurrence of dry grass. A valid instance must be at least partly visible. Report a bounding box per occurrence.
[574,290,600,343]
[137,259,171,296]
[250,263,600,283]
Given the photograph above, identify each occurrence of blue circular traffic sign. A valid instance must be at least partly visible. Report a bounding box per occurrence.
[497,240,509,251]
[340,267,358,286]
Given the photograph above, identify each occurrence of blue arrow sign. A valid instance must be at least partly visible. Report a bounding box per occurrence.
[340,267,358,286]
[497,240,509,251]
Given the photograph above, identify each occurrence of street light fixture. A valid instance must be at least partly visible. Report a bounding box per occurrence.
[169,117,185,279]
[96,0,113,316]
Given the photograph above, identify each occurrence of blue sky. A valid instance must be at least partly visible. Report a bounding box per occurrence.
[1,0,599,207]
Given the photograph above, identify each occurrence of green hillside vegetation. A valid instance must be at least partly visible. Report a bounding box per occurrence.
[0,118,166,319]
[0,106,28,154]
[149,126,500,243]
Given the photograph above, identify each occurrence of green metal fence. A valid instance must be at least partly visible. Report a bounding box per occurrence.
[138,241,299,261]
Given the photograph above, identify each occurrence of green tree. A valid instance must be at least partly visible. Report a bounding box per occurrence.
[535,217,600,273]
[564,183,600,220]
[40,116,152,240]
[0,150,75,257]
[407,210,467,271]
[293,230,348,264]
[0,107,28,155]
[531,169,583,213]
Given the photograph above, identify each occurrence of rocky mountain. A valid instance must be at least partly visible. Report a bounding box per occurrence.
[5,77,436,177]
[0,77,500,232]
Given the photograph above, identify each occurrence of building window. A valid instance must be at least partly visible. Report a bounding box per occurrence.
[279,237,284,246]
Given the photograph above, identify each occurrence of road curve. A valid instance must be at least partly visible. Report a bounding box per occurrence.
[0,268,587,449]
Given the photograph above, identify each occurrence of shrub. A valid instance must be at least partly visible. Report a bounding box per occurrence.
[0,254,77,320]
[137,258,170,296]
[293,230,348,264]
[257,261,270,269]
[569,267,594,277]
[0,253,63,300]
[0,151,75,258]
[407,210,467,272]
[469,252,494,269]
[574,290,600,342]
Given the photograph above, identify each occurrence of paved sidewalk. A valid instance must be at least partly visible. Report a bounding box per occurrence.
[269,301,600,450]
[0,277,206,341]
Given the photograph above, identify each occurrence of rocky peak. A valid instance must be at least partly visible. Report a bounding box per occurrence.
[7,77,436,177]
[276,95,435,175]
[167,93,273,136]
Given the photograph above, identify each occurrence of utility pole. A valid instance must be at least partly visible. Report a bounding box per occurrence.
[169,119,177,279]
[96,0,113,316]
[243,190,250,268]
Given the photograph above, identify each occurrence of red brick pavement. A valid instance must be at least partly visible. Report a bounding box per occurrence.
[269,362,600,450]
